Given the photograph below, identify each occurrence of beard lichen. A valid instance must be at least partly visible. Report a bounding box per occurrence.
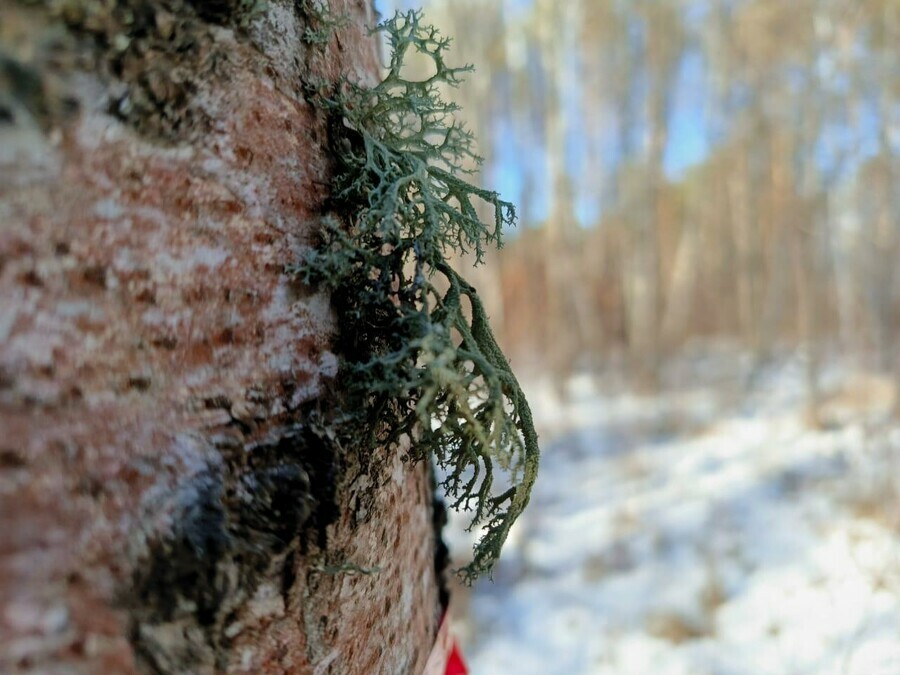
[296,0,348,45]
[298,9,539,582]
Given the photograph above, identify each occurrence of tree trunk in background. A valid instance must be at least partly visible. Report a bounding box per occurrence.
[626,1,682,387]
[0,2,444,673]
[533,0,592,380]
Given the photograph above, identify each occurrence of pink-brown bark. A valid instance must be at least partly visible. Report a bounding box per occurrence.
[0,2,442,672]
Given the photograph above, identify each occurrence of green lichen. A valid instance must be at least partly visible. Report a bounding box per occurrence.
[299,10,539,581]
[297,0,348,45]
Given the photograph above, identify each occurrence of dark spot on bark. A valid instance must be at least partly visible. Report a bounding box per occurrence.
[128,471,232,672]
[0,448,26,468]
[82,264,107,288]
[234,146,253,164]
[54,241,71,256]
[214,327,235,345]
[0,53,47,126]
[18,269,43,287]
[0,106,14,123]
[127,374,152,391]
[150,335,178,350]
[280,549,297,602]
[203,395,232,410]
[234,463,312,546]
[76,474,105,498]
[59,95,79,117]
[0,367,16,391]
[186,0,243,24]
[134,471,231,620]
[236,423,339,552]
[125,423,340,671]
[134,287,156,304]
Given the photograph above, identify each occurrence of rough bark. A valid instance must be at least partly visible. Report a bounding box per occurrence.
[0,2,443,673]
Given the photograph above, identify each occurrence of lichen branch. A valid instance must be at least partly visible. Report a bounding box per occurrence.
[298,9,539,581]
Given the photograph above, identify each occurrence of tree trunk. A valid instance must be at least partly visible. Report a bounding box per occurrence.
[0,2,444,673]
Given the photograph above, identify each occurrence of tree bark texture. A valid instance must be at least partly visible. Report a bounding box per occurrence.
[0,2,444,673]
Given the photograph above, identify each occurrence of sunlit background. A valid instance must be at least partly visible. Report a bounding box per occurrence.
[374,1,899,673]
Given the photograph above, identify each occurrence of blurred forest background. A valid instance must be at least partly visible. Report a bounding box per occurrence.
[376,0,898,408]
[373,3,900,672]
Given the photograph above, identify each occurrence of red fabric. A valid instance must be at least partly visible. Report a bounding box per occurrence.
[445,641,468,675]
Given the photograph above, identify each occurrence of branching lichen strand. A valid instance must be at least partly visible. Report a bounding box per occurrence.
[300,10,539,581]
[297,0,348,45]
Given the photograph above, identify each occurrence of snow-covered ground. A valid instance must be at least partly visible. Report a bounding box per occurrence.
[448,354,900,674]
